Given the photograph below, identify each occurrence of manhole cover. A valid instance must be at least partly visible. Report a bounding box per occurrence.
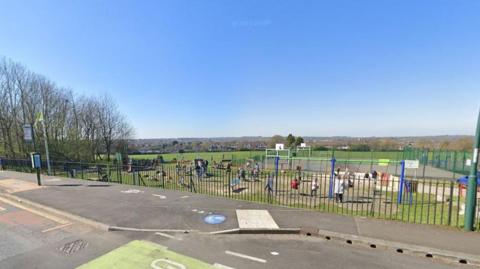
[59,239,88,255]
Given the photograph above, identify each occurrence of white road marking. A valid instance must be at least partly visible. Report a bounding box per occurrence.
[225,250,267,263]
[152,194,167,199]
[155,232,182,240]
[180,195,189,199]
[192,209,198,212]
[236,210,279,229]
[151,259,186,269]
[121,189,143,194]
[41,222,72,233]
[213,263,236,269]
[198,210,205,214]
[0,206,6,211]
[270,251,279,256]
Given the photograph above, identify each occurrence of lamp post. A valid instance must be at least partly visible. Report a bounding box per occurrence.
[39,115,52,175]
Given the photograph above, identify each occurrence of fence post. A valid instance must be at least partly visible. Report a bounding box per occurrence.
[107,163,110,183]
[397,160,406,204]
[447,181,454,226]
[274,156,279,195]
[80,161,84,179]
[464,109,480,231]
[161,164,165,188]
[328,158,336,199]
[228,168,231,198]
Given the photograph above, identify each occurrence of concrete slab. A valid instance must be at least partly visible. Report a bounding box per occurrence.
[236,210,279,229]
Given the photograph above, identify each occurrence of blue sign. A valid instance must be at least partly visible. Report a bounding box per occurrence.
[203,214,226,225]
[31,153,41,169]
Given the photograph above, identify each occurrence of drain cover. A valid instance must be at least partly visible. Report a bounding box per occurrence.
[59,239,88,255]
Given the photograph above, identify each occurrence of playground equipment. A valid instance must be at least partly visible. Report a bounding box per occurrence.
[295,143,312,157]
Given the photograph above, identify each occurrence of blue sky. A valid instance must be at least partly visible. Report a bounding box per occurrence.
[1,0,479,138]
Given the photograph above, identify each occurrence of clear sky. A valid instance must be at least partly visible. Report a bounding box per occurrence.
[1,0,479,138]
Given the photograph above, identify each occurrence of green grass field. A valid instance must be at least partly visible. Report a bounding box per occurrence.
[128,150,406,162]
[129,151,264,162]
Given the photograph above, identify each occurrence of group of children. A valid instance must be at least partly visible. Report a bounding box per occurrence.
[278,167,379,203]
[237,162,261,181]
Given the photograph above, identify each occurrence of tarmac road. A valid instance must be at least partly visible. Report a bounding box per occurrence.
[0,170,477,269]
[0,199,471,269]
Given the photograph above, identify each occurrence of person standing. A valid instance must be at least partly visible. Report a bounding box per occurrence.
[265,173,274,202]
[334,174,345,203]
[226,162,232,174]
[311,177,319,196]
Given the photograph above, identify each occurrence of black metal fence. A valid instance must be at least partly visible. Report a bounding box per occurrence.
[0,157,478,230]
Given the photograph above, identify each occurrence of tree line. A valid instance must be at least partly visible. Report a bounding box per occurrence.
[0,57,133,161]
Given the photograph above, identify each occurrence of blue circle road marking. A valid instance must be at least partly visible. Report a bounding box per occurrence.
[203,214,226,225]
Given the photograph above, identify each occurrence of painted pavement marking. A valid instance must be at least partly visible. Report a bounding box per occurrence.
[236,209,279,229]
[225,250,267,263]
[155,232,182,240]
[152,194,167,199]
[0,206,6,211]
[76,240,216,269]
[42,222,73,233]
[151,259,186,269]
[0,196,69,224]
[0,178,44,193]
[121,189,144,194]
[213,263,236,269]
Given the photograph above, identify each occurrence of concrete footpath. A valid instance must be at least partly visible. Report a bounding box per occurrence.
[1,170,480,259]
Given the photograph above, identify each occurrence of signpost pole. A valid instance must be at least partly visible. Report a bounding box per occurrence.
[464,109,480,231]
[36,168,41,186]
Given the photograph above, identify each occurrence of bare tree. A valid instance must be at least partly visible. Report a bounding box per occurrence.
[0,56,134,161]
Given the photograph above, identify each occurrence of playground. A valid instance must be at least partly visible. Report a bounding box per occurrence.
[1,145,478,229]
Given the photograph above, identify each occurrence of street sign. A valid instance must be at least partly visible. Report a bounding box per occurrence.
[404,160,419,169]
[23,124,33,142]
[30,152,41,169]
[30,152,42,186]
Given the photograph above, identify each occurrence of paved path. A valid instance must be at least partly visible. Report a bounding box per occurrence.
[0,195,130,269]
[1,170,480,260]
